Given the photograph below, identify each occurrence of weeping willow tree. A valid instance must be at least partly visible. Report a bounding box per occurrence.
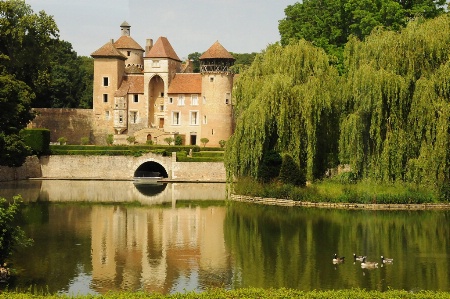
[225,40,341,182]
[340,15,450,188]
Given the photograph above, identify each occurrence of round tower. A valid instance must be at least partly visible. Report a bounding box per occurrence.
[199,41,235,147]
[114,21,144,69]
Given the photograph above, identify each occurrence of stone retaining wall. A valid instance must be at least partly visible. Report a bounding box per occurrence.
[230,194,450,210]
[0,156,41,182]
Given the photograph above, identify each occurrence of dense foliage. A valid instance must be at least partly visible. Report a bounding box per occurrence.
[226,15,450,195]
[0,196,32,265]
[278,0,447,72]
[20,128,50,155]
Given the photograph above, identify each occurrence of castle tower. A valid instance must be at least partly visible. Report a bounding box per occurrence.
[199,41,235,146]
[114,21,144,69]
[144,37,182,129]
[91,41,127,139]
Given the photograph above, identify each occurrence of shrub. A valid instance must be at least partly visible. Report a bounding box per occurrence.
[279,153,306,186]
[146,140,153,145]
[57,137,67,145]
[20,128,50,155]
[164,137,174,145]
[219,140,226,148]
[126,136,136,144]
[200,137,209,147]
[175,135,183,145]
[80,136,89,145]
[106,134,114,146]
[257,150,282,183]
[0,196,33,266]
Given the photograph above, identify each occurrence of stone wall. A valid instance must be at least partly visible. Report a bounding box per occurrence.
[38,154,225,182]
[0,156,41,182]
[30,108,95,144]
[1,153,226,182]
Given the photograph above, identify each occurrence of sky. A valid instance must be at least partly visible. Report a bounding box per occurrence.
[26,0,297,60]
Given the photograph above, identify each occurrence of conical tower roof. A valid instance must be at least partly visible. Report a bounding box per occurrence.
[146,36,181,61]
[114,35,144,51]
[91,41,127,60]
[200,41,234,60]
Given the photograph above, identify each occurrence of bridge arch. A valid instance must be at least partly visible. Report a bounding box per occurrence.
[134,161,168,178]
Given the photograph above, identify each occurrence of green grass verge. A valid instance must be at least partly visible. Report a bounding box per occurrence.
[3,288,450,298]
[233,177,441,204]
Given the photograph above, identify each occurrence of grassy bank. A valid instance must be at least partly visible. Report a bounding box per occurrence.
[2,288,450,298]
[233,177,445,204]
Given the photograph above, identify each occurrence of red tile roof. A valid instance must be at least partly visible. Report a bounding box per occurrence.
[91,41,127,59]
[115,75,144,96]
[114,35,144,51]
[146,37,181,61]
[200,41,234,60]
[168,73,202,94]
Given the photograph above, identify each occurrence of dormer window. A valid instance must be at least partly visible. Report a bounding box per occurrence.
[127,51,131,56]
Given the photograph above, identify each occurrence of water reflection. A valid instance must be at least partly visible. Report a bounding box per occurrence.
[1,181,450,294]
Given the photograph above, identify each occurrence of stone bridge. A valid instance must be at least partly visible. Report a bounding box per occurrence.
[37,152,225,182]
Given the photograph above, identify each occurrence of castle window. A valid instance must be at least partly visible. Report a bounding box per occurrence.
[127,51,131,56]
[105,111,110,120]
[160,105,164,112]
[169,97,173,104]
[152,60,160,67]
[210,77,214,82]
[178,95,185,106]
[172,112,180,125]
[103,77,109,86]
[225,93,231,105]
[160,92,164,97]
[203,96,206,104]
[133,94,139,103]
[191,94,198,106]
[103,94,108,103]
[190,111,198,125]
[203,115,207,124]
[130,111,137,124]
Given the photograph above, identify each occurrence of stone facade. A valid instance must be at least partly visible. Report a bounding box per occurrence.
[91,22,235,146]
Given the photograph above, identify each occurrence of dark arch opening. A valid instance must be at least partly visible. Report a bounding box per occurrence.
[134,161,168,178]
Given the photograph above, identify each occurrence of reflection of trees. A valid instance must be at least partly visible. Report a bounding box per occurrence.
[12,204,92,292]
[224,203,450,291]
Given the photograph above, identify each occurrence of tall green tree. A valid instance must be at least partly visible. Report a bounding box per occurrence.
[0,0,59,107]
[340,15,450,187]
[278,0,447,72]
[225,40,341,182]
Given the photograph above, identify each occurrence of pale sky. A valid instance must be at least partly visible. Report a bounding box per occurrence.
[26,0,297,60]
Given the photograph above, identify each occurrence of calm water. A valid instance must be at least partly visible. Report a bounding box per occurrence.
[0,180,449,294]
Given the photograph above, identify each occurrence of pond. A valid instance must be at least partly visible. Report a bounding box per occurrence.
[0,180,449,295]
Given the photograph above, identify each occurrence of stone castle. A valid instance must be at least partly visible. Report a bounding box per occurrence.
[31,22,236,146]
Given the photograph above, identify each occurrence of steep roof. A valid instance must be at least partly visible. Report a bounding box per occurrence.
[91,41,127,60]
[146,37,181,61]
[168,73,202,94]
[114,75,144,97]
[200,41,234,60]
[114,35,144,51]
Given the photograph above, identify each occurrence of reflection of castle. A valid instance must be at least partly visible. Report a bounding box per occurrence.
[90,205,230,293]
[91,22,235,146]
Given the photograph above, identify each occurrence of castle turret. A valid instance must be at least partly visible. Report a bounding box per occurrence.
[114,21,144,70]
[199,41,235,146]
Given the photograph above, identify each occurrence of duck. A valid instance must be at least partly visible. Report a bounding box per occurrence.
[381,256,393,264]
[353,253,365,262]
[361,257,378,269]
[333,253,345,264]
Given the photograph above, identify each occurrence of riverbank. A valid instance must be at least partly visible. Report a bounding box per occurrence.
[3,288,450,298]
[230,194,450,210]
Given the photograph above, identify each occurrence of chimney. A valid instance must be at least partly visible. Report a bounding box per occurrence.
[146,39,153,55]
